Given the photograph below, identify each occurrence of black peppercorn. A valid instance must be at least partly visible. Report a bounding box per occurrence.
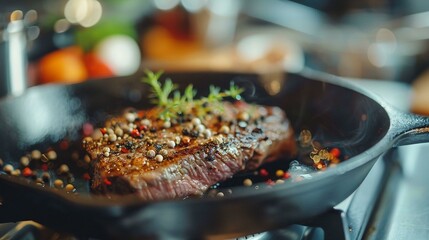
[42,172,50,182]
[182,128,190,135]
[124,140,133,149]
[252,128,263,134]
[190,130,199,138]
[154,143,163,152]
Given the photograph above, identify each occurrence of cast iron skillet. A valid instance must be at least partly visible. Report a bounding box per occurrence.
[0,70,428,239]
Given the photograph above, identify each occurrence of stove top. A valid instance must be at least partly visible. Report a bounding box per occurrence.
[366,143,429,240]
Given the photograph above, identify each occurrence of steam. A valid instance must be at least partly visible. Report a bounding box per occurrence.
[288,160,315,180]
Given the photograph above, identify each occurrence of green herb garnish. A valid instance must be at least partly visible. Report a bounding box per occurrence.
[143,70,244,120]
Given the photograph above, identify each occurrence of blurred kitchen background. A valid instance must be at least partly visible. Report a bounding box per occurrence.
[2,0,429,113]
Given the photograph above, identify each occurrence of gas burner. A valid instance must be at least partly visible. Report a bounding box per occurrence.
[234,225,327,240]
[235,232,266,240]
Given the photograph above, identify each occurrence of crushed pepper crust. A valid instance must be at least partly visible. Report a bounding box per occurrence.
[83,101,296,199]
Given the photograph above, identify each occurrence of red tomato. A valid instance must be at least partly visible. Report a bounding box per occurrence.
[83,53,115,79]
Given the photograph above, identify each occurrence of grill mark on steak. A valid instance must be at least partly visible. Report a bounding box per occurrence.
[83,101,296,200]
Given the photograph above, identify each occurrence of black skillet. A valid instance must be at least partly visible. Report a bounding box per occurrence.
[0,70,428,239]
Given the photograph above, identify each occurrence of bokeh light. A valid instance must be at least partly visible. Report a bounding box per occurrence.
[64,0,102,28]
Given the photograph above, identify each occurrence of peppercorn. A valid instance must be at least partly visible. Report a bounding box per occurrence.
[130,129,142,138]
[36,178,44,185]
[155,154,163,163]
[177,116,185,124]
[252,128,263,134]
[108,134,117,142]
[163,121,171,129]
[182,136,191,144]
[238,121,247,128]
[276,179,285,184]
[65,184,75,192]
[203,129,212,139]
[167,140,176,148]
[104,178,112,185]
[147,150,156,158]
[107,128,114,135]
[84,155,91,163]
[191,118,201,126]
[219,125,230,134]
[265,179,275,186]
[182,128,190,136]
[195,124,205,133]
[42,172,51,182]
[124,112,136,123]
[41,164,48,171]
[190,130,199,138]
[31,150,42,160]
[47,150,57,160]
[58,164,70,175]
[154,143,162,152]
[124,140,133,149]
[22,167,33,177]
[11,169,21,176]
[3,164,13,174]
[330,148,341,158]
[20,156,30,167]
[54,179,64,188]
[140,119,151,126]
[159,149,168,157]
[259,168,269,177]
[113,128,122,138]
[243,178,253,187]
[275,170,284,178]
[237,112,250,121]
[283,172,291,179]
[175,136,181,145]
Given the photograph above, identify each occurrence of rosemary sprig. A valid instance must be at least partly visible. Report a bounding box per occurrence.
[143,70,177,107]
[142,70,244,120]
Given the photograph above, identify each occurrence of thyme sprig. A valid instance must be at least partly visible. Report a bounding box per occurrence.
[143,70,244,120]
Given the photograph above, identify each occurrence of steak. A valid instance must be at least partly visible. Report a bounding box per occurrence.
[83,101,296,200]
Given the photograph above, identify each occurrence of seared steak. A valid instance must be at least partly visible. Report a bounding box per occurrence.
[83,101,296,200]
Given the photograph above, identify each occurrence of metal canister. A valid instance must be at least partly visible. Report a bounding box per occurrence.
[0,10,28,98]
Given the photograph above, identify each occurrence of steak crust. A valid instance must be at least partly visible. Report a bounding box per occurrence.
[83,101,296,200]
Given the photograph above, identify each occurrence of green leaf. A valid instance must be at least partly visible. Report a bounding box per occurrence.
[183,85,196,103]
[225,83,244,100]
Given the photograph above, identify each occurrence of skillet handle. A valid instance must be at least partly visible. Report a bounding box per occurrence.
[390,108,429,147]
[0,175,44,223]
[0,200,30,223]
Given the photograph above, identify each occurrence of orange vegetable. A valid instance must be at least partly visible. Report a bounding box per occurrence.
[38,46,88,84]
